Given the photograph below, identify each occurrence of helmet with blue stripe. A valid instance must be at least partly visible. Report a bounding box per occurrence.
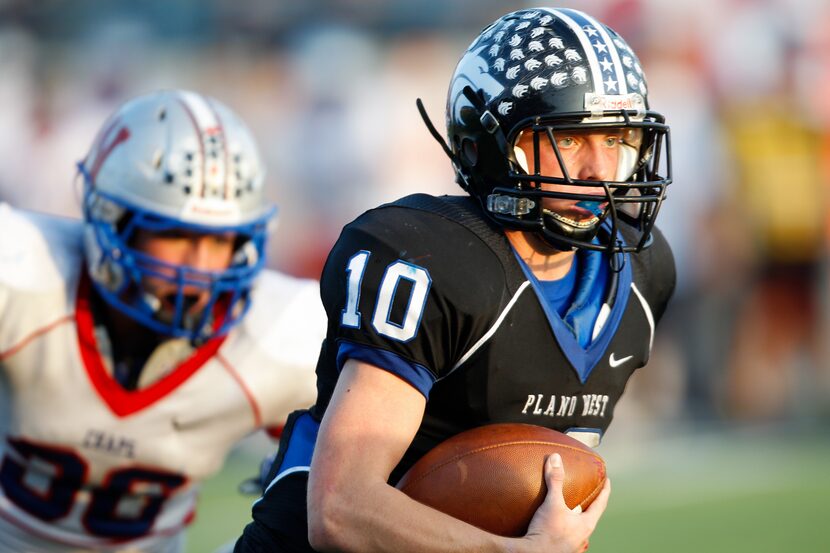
[80,89,275,343]
[444,8,671,252]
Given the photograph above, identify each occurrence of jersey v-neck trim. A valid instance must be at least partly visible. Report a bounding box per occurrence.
[535,257,578,316]
[74,273,227,417]
[512,245,633,384]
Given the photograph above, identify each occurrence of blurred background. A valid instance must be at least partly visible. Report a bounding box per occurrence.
[1,0,828,551]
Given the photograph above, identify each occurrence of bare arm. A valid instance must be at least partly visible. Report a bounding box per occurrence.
[306,359,611,553]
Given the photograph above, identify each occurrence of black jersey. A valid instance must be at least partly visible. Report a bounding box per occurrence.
[311,193,674,481]
[235,193,675,552]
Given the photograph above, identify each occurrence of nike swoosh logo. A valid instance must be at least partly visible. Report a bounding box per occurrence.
[609,353,633,368]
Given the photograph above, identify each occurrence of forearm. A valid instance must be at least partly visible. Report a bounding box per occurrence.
[309,475,524,553]
[306,360,595,553]
[307,361,525,552]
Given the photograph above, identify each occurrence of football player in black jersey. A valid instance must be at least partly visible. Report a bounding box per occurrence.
[236,7,674,553]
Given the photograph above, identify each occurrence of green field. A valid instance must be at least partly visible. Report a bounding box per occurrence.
[186,423,830,553]
[590,423,830,553]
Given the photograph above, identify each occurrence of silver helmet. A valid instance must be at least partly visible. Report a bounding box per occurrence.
[80,89,276,342]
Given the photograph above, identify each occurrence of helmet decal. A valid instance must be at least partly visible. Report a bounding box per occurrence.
[88,119,131,183]
[469,8,648,105]
[176,90,232,201]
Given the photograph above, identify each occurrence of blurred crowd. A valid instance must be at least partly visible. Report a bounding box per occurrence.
[1,0,828,428]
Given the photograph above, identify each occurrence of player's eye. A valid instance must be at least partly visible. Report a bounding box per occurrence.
[210,233,235,246]
[557,136,576,148]
[155,229,189,240]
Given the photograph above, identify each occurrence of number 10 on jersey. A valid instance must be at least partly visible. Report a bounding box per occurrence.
[341,251,432,343]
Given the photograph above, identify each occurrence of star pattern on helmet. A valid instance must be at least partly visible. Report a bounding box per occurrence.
[582,21,648,99]
[611,37,647,96]
[579,22,619,98]
[470,9,649,103]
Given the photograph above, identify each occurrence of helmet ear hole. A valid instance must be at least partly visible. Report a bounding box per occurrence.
[460,138,478,166]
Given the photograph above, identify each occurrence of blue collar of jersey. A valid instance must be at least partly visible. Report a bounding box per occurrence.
[513,232,632,383]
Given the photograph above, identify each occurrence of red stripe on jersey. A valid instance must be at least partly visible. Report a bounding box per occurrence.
[74,274,227,418]
[215,352,263,427]
[0,315,74,361]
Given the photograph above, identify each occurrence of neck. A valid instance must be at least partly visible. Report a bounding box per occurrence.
[505,230,575,281]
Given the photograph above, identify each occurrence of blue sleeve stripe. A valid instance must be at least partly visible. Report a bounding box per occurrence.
[275,412,319,476]
[336,341,436,399]
[257,412,319,503]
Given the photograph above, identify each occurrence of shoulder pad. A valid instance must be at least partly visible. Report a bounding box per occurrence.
[238,270,327,365]
[0,204,84,292]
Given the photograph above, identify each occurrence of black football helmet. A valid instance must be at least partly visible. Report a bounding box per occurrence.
[433,7,671,252]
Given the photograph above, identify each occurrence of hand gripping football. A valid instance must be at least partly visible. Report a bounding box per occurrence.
[395,423,606,537]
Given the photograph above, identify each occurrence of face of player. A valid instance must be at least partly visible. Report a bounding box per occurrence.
[513,127,642,229]
[133,229,237,322]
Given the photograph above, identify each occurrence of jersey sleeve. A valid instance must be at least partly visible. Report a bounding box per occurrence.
[0,205,83,357]
[319,205,504,398]
[230,270,328,429]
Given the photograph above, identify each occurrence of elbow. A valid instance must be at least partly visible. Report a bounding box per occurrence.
[307,483,351,551]
[307,507,338,551]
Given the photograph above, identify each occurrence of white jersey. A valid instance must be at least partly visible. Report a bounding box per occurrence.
[0,204,327,552]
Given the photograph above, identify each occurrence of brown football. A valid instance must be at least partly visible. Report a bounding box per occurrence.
[395,423,606,537]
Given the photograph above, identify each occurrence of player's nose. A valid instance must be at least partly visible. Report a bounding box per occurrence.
[573,139,614,184]
[183,238,220,274]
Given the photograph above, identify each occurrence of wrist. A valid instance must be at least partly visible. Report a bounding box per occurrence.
[501,536,530,553]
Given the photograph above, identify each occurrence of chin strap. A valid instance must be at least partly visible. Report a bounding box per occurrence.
[416,86,515,192]
[416,98,471,190]
[460,86,511,157]
[416,98,454,161]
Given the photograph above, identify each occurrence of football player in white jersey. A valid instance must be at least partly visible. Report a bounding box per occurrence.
[0,89,327,552]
